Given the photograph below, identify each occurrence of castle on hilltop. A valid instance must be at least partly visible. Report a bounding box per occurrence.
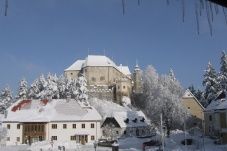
[64,55,142,103]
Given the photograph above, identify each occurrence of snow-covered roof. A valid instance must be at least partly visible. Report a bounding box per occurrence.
[112,111,149,128]
[183,89,204,110]
[64,55,131,76]
[204,98,227,112]
[83,55,118,68]
[64,60,85,71]
[2,99,102,122]
[118,65,131,75]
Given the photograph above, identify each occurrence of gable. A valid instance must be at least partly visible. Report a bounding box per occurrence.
[183,89,205,110]
[101,117,121,128]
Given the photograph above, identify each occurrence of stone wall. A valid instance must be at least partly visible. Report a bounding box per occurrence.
[88,88,115,102]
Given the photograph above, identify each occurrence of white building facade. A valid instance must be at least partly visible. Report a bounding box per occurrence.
[2,99,102,145]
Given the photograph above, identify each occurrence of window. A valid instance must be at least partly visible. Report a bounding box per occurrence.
[209,115,212,121]
[52,124,57,129]
[209,126,214,132]
[70,136,76,140]
[91,123,94,128]
[118,86,120,89]
[7,137,10,141]
[124,131,127,134]
[63,124,67,129]
[84,69,87,72]
[17,124,20,129]
[91,136,95,140]
[71,73,73,75]
[123,86,126,89]
[142,130,145,135]
[100,76,105,81]
[188,107,190,109]
[17,137,20,142]
[92,77,96,82]
[72,124,76,129]
[52,136,57,140]
[116,131,119,135]
[7,124,10,129]
[82,124,85,128]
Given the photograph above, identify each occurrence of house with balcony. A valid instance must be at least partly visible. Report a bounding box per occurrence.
[204,91,227,144]
[2,99,102,145]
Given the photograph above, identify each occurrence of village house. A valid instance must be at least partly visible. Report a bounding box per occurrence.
[64,55,142,103]
[2,99,102,145]
[182,89,204,128]
[203,91,227,144]
[101,111,150,139]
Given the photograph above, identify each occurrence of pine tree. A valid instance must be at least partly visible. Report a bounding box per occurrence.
[188,84,196,96]
[43,73,59,99]
[15,77,28,100]
[58,75,67,99]
[169,68,176,82]
[0,85,13,113]
[203,62,218,104]
[219,50,227,91]
[28,78,40,99]
[75,74,88,105]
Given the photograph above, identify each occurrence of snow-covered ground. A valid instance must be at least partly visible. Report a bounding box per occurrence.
[1,129,227,151]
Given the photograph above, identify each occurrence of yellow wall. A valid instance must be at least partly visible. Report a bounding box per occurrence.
[183,98,204,119]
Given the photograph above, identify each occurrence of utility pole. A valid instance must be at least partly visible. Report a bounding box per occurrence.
[184,112,187,151]
[160,113,164,151]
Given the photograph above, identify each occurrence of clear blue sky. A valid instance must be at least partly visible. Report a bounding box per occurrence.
[0,0,226,95]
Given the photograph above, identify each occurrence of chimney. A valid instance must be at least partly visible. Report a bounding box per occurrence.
[66,95,71,102]
[4,110,8,119]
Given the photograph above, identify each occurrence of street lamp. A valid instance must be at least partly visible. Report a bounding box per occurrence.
[93,140,97,151]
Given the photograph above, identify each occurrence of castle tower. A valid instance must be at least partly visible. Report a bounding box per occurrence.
[116,78,130,104]
[133,61,142,93]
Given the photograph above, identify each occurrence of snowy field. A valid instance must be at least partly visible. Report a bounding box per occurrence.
[1,129,227,151]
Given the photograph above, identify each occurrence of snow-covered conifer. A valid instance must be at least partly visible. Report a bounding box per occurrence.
[0,85,13,113]
[75,74,88,105]
[15,77,28,101]
[169,68,176,81]
[58,75,67,99]
[28,78,40,99]
[203,62,218,103]
[219,50,227,91]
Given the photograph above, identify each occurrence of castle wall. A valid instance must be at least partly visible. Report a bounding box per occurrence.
[88,88,115,102]
[84,66,122,86]
[64,70,80,79]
